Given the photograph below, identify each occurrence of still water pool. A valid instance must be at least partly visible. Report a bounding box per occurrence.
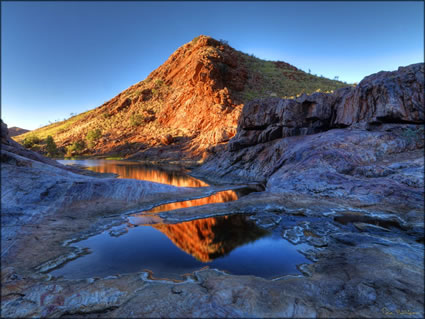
[50,215,310,280]
[53,159,310,280]
[58,159,209,187]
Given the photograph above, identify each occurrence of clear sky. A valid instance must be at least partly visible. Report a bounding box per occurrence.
[1,1,424,130]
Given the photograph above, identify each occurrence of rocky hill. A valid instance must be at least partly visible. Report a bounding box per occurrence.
[196,63,424,209]
[8,127,30,137]
[14,35,347,161]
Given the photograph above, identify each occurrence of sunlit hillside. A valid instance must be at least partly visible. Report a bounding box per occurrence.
[14,35,349,159]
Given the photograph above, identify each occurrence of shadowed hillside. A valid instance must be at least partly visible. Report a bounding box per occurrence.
[8,127,30,137]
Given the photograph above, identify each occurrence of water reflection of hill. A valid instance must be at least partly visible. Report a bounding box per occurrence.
[86,163,209,187]
[141,190,238,214]
[153,215,268,262]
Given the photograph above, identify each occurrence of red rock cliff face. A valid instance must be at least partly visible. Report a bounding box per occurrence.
[19,36,249,160]
[147,36,247,151]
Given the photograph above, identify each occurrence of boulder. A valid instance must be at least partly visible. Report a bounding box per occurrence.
[111,97,132,115]
[334,63,424,126]
[160,134,174,145]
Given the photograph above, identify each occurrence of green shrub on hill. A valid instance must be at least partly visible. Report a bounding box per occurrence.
[86,129,102,148]
[45,135,57,157]
[66,140,86,157]
[22,135,40,148]
[130,114,144,127]
[154,79,164,87]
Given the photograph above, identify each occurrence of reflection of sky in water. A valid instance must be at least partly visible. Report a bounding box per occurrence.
[50,215,310,280]
[58,159,209,187]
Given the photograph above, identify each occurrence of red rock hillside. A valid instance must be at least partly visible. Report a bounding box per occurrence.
[15,35,348,161]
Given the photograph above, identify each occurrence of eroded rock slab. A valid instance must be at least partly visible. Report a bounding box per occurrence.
[2,193,423,318]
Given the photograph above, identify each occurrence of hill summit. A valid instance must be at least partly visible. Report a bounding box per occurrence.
[15,35,348,160]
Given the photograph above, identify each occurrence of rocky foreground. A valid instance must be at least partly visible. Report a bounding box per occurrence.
[1,63,424,318]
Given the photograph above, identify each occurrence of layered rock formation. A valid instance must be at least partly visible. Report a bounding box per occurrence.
[226,63,423,151]
[197,63,424,208]
[334,63,424,126]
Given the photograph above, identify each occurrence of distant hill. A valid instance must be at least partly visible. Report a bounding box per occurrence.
[9,127,30,137]
[15,35,349,160]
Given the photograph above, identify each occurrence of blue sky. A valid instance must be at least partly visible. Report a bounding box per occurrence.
[1,1,423,130]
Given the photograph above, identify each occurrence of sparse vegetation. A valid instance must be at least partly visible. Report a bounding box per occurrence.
[401,126,425,145]
[154,79,164,87]
[14,110,93,144]
[238,53,349,102]
[20,134,60,156]
[149,78,169,98]
[130,114,144,127]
